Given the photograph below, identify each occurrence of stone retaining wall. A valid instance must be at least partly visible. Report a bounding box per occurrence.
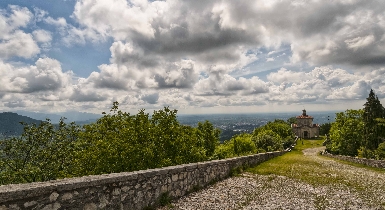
[322,153,385,169]
[0,151,286,210]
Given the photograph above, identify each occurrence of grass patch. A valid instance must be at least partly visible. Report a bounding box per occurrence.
[159,192,172,207]
[246,139,384,190]
[246,140,328,185]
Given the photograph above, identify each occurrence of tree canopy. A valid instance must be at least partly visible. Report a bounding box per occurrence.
[325,89,385,159]
[362,89,385,152]
[0,102,295,185]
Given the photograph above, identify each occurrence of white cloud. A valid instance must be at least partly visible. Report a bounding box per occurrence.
[0,30,40,59]
[32,29,52,43]
[44,16,103,46]
[2,1,385,113]
[0,58,72,93]
[345,35,375,51]
[0,6,40,59]
[267,68,306,84]
[5,5,32,29]
[44,17,67,27]
[326,80,371,100]
[194,70,269,96]
[69,85,108,102]
[73,0,156,40]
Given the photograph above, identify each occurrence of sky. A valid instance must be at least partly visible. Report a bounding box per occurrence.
[0,0,385,115]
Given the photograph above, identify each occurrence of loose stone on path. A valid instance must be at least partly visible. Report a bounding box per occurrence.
[158,147,385,210]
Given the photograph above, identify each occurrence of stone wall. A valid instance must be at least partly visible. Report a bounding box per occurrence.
[322,153,385,169]
[0,151,286,210]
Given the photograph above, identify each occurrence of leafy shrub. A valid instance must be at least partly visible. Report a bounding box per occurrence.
[252,129,283,152]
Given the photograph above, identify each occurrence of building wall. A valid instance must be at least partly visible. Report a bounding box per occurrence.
[297,118,313,126]
[0,151,286,210]
[293,127,319,138]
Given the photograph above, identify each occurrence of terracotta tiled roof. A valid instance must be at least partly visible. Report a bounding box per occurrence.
[296,115,313,119]
[291,123,320,128]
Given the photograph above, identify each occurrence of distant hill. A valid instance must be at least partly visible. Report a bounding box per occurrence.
[15,110,102,123]
[0,112,42,137]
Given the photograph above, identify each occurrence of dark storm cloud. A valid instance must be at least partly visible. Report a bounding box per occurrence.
[141,93,159,104]
[144,28,254,56]
[352,55,385,66]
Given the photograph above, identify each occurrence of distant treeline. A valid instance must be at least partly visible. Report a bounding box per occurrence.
[325,89,385,159]
[0,102,294,185]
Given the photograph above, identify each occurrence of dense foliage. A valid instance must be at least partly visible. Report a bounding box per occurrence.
[319,122,332,136]
[0,102,293,185]
[325,89,385,159]
[0,119,80,184]
[362,89,385,154]
[326,109,364,156]
[252,120,295,150]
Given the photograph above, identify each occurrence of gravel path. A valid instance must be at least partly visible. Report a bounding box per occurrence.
[158,147,385,210]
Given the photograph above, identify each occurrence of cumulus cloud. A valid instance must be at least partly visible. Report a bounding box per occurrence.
[0,31,40,59]
[2,0,385,113]
[32,29,52,43]
[73,0,156,40]
[265,66,382,104]
[0,6,40,59]
[44,16,103,46]
[0,58,72,93]
[194,68,269,96]
[82,41,200,90]
[70,86,108,102]
[326,80,371,100]
[66,0,385,95]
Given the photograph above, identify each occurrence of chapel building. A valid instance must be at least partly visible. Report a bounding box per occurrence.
[291,109,320,138]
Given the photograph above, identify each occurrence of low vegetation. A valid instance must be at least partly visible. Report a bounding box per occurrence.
[247,139,385,189]
[0,102,292,185]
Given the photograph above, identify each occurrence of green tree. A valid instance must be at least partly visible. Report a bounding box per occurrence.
[196,120,220,158]
[213,133,256,159]
[232,133,256,156]
[375,142,385,160]
[253,120,294,149]
[0,118,80,185]
[286,117,297,125]
[252,129,283,152]
[213,141,235,159]
[326,109,364,156]
[362,89,385,155]
[374,118,385,159]
[75,103,209,176]
[319,123,332,136]
[376,118,385,127]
